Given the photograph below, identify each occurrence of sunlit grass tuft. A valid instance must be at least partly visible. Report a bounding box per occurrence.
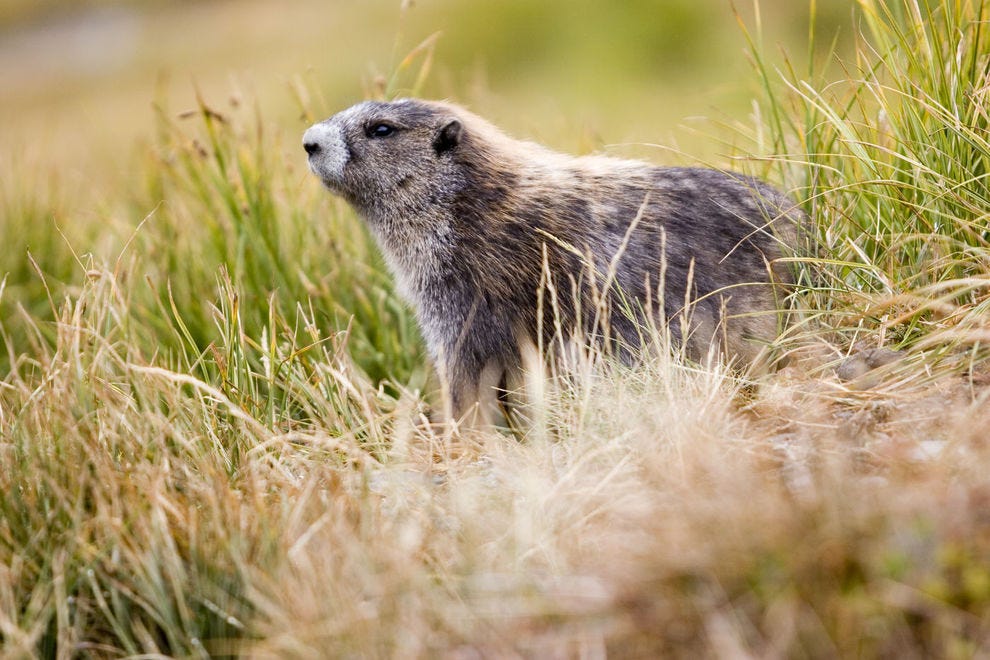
[743,0,990,366]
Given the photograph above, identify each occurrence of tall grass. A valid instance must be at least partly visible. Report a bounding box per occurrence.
[1,0,990,656]
[3,264,989,656]
[0,266,396,656]
[136,94,426,389]
[744,0,990,356]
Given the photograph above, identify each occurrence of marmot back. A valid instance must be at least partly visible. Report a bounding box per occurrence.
[304,99,798,427]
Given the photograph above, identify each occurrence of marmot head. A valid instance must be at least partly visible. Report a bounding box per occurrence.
[303,99,465,214]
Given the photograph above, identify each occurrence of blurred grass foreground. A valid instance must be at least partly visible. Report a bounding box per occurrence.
[2,0,990,657]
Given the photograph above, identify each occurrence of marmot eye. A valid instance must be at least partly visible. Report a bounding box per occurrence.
[368,123,395,138]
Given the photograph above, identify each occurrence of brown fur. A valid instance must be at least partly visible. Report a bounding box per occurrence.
[304,99,799,427]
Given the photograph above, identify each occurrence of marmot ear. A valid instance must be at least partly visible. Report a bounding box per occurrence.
[433,119,462,154]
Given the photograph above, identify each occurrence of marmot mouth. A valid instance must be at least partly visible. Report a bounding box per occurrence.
[315,174,346,195]
[305,154,348,194]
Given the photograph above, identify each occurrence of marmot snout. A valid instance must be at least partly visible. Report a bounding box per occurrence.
[304,98,798,428]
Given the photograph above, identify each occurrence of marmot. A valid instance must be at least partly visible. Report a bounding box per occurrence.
[303,99,798,427]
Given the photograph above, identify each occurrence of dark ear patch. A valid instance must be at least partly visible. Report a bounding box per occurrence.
[433,119,462,154]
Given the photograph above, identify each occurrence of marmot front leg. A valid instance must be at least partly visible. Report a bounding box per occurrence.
[441,355,504,431]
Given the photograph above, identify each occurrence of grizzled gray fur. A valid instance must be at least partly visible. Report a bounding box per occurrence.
[304,99,797,427]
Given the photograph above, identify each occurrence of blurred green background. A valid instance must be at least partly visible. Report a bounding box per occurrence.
[0,0,855,186]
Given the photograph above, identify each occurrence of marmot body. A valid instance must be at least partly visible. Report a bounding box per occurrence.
[304,99,797,426]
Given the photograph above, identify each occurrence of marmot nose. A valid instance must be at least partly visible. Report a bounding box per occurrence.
[303,141,321,156]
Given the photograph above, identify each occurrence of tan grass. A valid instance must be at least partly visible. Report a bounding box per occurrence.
[2,267,989,656]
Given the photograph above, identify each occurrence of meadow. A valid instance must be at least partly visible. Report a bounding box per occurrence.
[1,0,989,656]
